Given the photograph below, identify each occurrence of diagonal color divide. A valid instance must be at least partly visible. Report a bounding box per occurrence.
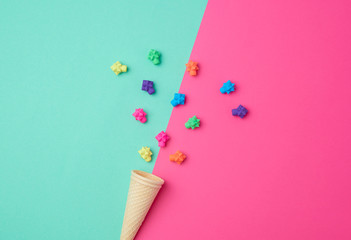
[0,1,208,239]
[138,0,351,239]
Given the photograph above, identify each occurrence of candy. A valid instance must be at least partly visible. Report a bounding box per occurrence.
[142,80,155,95]
[171,93,185,107]
[170,150,186,164]
[185,60,199,76]
[155,131,170,147]
[220,80,235,94]
[185,116,200,129]
[148,49,161,65]
[147,87,155,95]
[232,105,248,118]
[132,108,147,123]
[138,146,152,162]
[110,61,127,75]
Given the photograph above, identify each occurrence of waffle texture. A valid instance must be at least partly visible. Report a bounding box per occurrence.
[120,170,164,240]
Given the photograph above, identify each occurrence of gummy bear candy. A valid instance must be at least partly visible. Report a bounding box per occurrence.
[185,116,200,129]
[155,131,170,147]
[111,61,127,75]
[142,80,155,95]
[170,150,186,164]
[148,49,161,65]
[232,105,248,118]
[185,60,199,76]
[132,108,147,123]
[220,80,235,94]
[138,146,152,162]
[171,93,185,107]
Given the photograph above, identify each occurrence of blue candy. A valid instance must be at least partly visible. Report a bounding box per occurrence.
[220,80,235,94]
[171,93,185,107]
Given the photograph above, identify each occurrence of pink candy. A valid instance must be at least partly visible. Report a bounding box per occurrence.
[132,108,147,123]
[155,131,170,147]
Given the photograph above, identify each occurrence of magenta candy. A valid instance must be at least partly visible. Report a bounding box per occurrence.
[155,131,170,147]
[132,108,147,123]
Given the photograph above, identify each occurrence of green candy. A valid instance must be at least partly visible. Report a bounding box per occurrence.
[185,116,200,129]
[148,49,161,65]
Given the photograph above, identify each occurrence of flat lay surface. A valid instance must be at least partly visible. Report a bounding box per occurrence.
[1,0,351,239]
[0,1,207,239]
[139,0,351,239]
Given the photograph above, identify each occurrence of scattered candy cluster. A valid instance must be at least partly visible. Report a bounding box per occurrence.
[111,49,248,164]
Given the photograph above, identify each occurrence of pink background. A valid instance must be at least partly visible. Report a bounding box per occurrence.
[138,0,351,239]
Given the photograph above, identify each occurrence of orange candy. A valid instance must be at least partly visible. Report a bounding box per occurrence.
[185,60,199,76]
[170,150,187,164]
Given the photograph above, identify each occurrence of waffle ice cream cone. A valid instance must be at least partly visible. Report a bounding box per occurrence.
[120,170,164,240]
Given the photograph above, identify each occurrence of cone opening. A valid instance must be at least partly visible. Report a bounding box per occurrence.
[132,170,164,188]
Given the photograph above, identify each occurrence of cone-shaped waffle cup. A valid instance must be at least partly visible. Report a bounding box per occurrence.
[120,170,164,240]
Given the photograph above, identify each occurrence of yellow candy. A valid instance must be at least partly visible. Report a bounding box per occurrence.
[138,146,152,162]
[110,61,127,75]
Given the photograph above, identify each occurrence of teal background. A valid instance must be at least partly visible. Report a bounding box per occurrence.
[0,1,207,239]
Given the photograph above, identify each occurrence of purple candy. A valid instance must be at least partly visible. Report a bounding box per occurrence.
[142,80,155,94]
[232,105,248,118]
[147,87,155,95]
